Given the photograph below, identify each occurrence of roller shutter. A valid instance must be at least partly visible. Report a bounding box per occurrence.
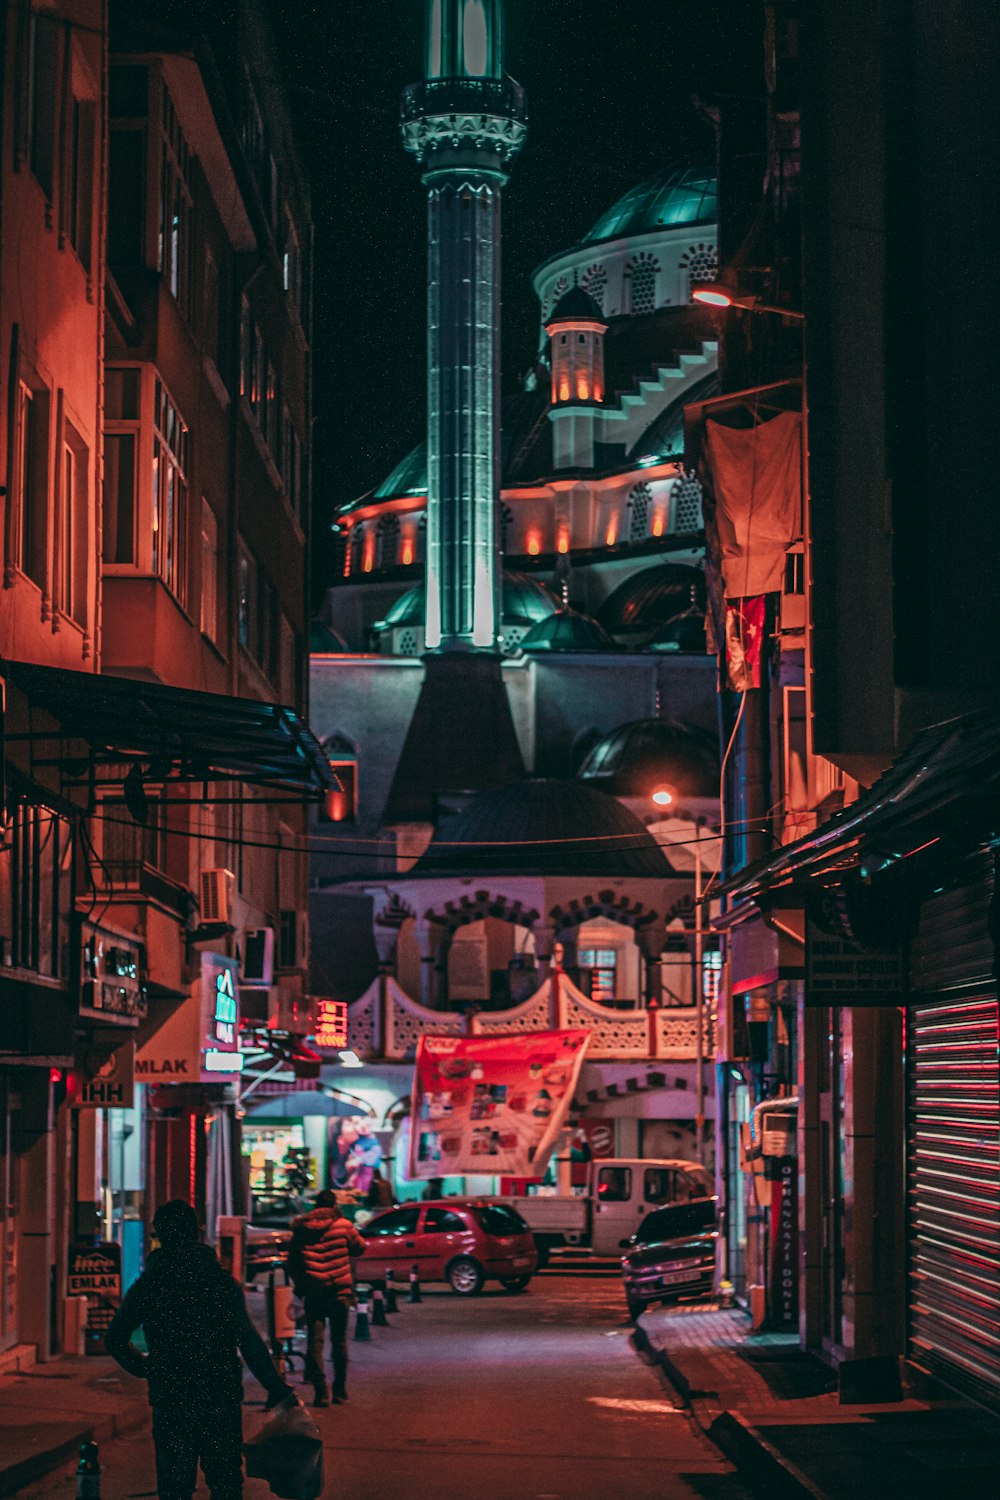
[907,857,1000,1408]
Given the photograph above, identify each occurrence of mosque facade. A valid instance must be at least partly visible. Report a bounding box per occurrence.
[308,0,723,1186]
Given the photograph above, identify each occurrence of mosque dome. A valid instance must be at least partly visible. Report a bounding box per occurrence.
[310,619,349,653]
[578,719,719,800]
[375,570,559,635]
[547,285,605,324]
[584,164,717,246]
[520,608,615,653]
[648,611,708,654]
[412,778,672,877]
[597,564,706,640]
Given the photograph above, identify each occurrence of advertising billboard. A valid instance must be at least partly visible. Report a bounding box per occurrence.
[408,1029,590,1180]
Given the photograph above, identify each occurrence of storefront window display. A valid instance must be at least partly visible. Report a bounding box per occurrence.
[244,1123,308,1196]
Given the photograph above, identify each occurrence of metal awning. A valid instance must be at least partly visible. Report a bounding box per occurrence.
[2,659,337,801]
[717,710,1000,908]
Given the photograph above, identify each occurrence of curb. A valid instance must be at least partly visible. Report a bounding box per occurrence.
[0,1402,149,1499]
[632,1321,828,1500]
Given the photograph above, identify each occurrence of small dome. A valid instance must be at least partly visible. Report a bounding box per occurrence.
[413,778,673,877]
[597,564,705,640]
[579,719,719,800]
[375,571,559,635]
[547,285,605,324]
[520,608,615,653]
[648,612,708,654]
[584,164,717,245]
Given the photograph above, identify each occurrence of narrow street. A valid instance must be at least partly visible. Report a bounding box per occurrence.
[27,1268,757,1500]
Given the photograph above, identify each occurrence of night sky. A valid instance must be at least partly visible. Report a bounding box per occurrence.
[264,1,756,600]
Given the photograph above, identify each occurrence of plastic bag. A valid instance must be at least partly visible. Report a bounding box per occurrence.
[244,1396,324,1500]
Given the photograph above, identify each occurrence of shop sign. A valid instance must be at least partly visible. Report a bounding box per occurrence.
[68,1242,122,1355]
[768,1161,798,1328]
[313,997,348,1050]
[75,1042,135,1109]
[201,953,242,1076]
[806,922,905,1005]
[135,994,201,1082]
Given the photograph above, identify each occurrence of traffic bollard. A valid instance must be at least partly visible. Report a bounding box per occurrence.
[76,1441,100,1500]
[407,1263,422,1304]
[354,1285,372,1341]
[384,1268,398,1313]
[372,1286,389,1326]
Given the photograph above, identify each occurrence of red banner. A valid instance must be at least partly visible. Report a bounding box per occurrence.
[408,1030,591,1180]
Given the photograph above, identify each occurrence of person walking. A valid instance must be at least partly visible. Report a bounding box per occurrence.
[106,1200,294,1500]
[288,1190,365,1407]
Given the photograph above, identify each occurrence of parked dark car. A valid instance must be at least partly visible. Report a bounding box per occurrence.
[245,1192,307,1278]
[360,1199,537,1295]
[621,1196,718,1317]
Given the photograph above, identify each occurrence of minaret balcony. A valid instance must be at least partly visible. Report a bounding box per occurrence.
[402,76,527,124]
[401,79,528,170]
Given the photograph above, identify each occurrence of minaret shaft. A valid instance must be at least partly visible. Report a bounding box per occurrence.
[402,0,526,653]
[426,179,502,650]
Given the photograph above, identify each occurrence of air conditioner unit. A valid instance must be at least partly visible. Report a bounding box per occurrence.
[200,868,234,924]
[242,927,275,986]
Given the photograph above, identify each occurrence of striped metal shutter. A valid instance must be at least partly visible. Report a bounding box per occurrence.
[907,859,1000,1407]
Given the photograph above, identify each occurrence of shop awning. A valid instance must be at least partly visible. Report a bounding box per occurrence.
[2,659,337,801]
[717,710,1000,908]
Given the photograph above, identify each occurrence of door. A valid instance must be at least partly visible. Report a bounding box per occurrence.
[415,1206,469,1281]
[592,1163,636,1255]
[361,1205,420,1281]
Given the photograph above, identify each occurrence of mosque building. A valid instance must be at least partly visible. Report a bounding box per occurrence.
[306,0,723,1191]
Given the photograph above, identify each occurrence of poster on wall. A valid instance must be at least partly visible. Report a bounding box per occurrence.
[330,1119,383,1195]
[408,1030,591,1181]
[68,1242,122,1356]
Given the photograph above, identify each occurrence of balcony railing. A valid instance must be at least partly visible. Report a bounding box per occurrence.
[348,973,710,1062]
[401,78,527,125]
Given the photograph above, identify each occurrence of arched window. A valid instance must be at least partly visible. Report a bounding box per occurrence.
[625,253,660,315]
[672,471,704,533]
[544,274,569,319]
[628,483,652,542]
[320,732,358,823]
[580,263,607,311]
[376,513,400,569]
[680,241,718,294]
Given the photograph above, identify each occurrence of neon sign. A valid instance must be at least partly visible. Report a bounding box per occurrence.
[313,998,348,1051]
[214,967,237,1045]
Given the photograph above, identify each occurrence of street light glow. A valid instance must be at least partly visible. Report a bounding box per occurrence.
[651,785,674,807]
[692,283,735,308]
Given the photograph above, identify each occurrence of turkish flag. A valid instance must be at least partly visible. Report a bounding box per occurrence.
[723,596,767,691]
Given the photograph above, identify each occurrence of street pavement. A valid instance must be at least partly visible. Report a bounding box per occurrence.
[23,1263,759,1500]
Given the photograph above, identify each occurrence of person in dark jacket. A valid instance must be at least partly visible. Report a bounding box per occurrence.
[287,1190,365,1407]
[106,1200,293,1500]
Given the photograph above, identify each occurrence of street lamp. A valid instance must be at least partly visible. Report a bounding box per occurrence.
[692,281,805,321]
[650,784,674,808]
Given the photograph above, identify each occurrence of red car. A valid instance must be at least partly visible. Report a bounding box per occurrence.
[360,1200,537,1295]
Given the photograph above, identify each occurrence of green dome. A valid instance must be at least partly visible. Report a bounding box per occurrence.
[373,442,427,501]
[585,165,717,246]
[375,571,559,634]
[520,608,615,653]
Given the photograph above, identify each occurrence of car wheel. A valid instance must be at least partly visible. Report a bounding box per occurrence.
[498,1275,532,1292]
[447,1256,485,1296]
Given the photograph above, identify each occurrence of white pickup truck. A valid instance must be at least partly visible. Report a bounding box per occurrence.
[494,1158,713,1264]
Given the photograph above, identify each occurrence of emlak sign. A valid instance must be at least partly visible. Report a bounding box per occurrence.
[134,953,243,1083]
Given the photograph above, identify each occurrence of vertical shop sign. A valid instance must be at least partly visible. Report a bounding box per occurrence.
[68,1242,122,1355]
[769,1159,798,1327]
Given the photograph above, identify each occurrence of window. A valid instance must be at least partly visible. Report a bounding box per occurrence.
[9,371,50,588]
[59,423,88,625]
[151,379,188,600]
[596,1166,632,1203]
[625,254,660,315]
[200,499,218,641]
[424,1208,466,1234]
[100,789,168,883]
[376,514,399,569]
[237,542,256,650]
[103,368,140,565]
[365,1207,419,1238]
[473,1205,528,1236]
[1,799,70,977]
[27,11,59,198]
[644,1168,678,1206]
[68,95,96,271]
[203,249,220,366]
[281,410,303,519]
[158,86,194,321]
[580,263,607,311]
[108,127,145,269]
[278,909,298,969]
[579,947,617,1004]
[282,206,302,312]
[628,483,651,543]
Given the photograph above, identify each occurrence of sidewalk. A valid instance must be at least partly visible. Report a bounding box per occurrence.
[636,1302,1000,1500]
[0,1356,150,1497]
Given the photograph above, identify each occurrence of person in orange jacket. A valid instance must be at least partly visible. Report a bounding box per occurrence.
[287,1190,365,1406]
